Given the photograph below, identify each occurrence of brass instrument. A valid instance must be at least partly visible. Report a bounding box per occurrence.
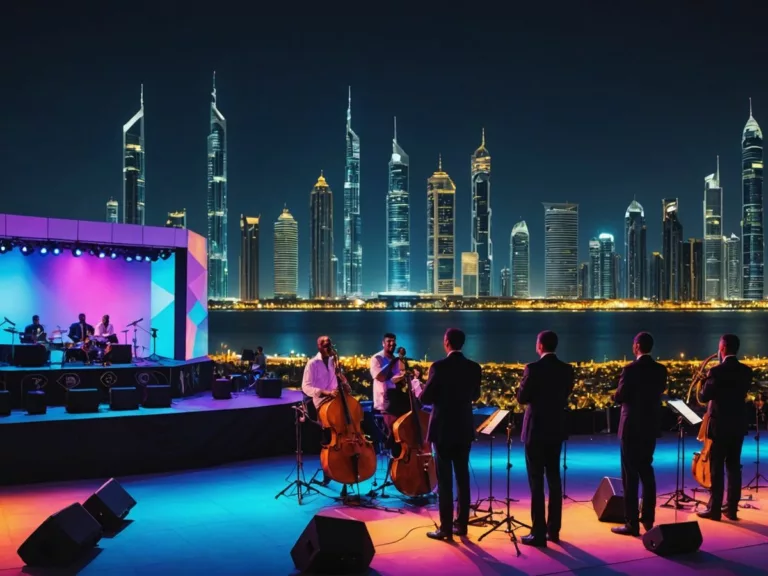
[688,353,719,489]
[686,353,718,407]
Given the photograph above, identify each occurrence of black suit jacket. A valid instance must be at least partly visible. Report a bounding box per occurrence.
[615,355,667,442]
[419,352,482,445]
[516,354,575,445]
[698,356,752,441]
[68,322,94,343]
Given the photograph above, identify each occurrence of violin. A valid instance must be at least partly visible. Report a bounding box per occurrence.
[391,355,438,497]
[317,346,377,486]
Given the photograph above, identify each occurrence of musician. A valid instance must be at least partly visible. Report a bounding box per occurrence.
[417,328,481,541]
[253,346,267,376]
[697,334,753,522]
[23,315,45,343]
[68,313,94,343]
[370,334,410,457]
[612,332,667,537]
[95,315,115,339]
[516,330,574,547]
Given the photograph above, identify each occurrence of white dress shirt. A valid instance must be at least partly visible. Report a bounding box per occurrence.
[302,352,340,409]
[96,323,115,338]
[370,351,404,411]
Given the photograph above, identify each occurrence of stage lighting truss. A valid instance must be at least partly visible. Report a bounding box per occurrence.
[0,239,176,262]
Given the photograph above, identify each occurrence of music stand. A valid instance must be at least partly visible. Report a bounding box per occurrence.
[660,399,706,511]
[469,409,510,527]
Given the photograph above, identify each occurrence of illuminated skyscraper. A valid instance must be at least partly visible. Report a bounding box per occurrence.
[624,199,646,299]
[500,268,511,297]
[274,208,298,298]
[588,238,600,299]
[725,233,742,300]
[471,129,492,296]
[650,252,664,301]
[742,99,764,299]
[704,158,724,300]
[510,220,530,298]
[682,238,704,302]
[662,198,684,301]
[106,198,118,223]
[461,252,479,297]
[387,117,410,292]
[343,87,362,297]
[310,172,334,299]
[122,85,145,225]
[207,72,228,299]
[543,203,578,298]
[331,255,339,298]
[577,263,589,298]
[427,156,456,295]
[166,209,186,229]
[240,215,260,301]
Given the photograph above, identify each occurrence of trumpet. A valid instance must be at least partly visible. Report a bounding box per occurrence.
[686,353,718,407]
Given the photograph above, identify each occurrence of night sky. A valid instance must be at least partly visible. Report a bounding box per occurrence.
[4,3,768,297]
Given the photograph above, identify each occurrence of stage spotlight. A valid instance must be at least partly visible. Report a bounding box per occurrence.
[125,255,133,262]
[159,250,171,260]
[0,240,11,254]
[110,251,118,260]
[21,244,34,256]
[73,246,83,257]
[52,245,61,256]
[98,249,106,259]
[40,247,48,256]
[88,248,96,256]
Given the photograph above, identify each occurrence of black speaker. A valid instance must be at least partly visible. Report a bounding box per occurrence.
[83,478,137,531]
[256,378,282,399]
[13,344,47,367]
[17,503,103,567]
[212,378,232,400]
[110,345,132,364]
[0,389,10,416]
[66,389,100,413]
[592,476,625,523]
[142,385,171,408]
[642,521,703,555]
[110,386,139,410]
[291,515,375,574]
[26,390,47,415]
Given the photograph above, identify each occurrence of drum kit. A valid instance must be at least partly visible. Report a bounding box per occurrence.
[3,326,116,366]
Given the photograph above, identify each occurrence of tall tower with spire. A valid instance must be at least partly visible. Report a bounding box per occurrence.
[207,72,229,299]
[624,198,647,299]
[704,156,724,300]
[427,156,456,295]
[386,117,410,292]
[310,172,334,299]
[742,98,764,299]
[343,87,362,296]
[471,129,493,296]
[122,85,145,225]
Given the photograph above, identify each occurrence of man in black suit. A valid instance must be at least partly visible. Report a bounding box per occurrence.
[516,330,574,547]
[612,332,667,536]
[697,334,752,522]
[418,328,482,541]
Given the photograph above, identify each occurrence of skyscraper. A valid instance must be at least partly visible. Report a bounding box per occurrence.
[310,172,334,299]
[543,203,578,298]
[166,209,186,229]
[725,233,742,300]
[343,87,362,297]
[240,215,260,301]
[386,117,410,292]
[662,198,684,301]
[624,199,646,299]
[704,158,724,300]
[274,208,298,298]
[122,85,145,225]
[500,268,511,297]
[106,198,118,223]
[461,252,479,297]
[427,156,456,296]
[471,129,492,296]
[331,255,340,298]
[742,99,764,300]
[207,72,228,299]
[510,220,530,298]
[650,252,664,301]
[598,233,616,299]
[682,238,704,302]
[588,238,600,299]
[577,262,589,298]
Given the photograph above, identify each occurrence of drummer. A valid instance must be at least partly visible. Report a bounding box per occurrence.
[23,315,46,343]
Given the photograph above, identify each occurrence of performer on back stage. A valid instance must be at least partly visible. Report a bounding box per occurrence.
[612,332,667,536]
[516,330,574,547]
[696,333,752,522]
[370,333,410,457]
[95,315,115,340]
[23,315,45,343]
[68,313,94,343]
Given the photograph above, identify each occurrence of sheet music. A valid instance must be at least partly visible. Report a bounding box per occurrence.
[478,409,510,435]
[667,399,703,426]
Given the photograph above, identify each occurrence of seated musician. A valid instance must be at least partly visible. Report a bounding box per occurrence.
[66,313,96,364]
[371,334,411,458]
[23,315,45,343]
[95,315,115,340]
[252,346,267,377]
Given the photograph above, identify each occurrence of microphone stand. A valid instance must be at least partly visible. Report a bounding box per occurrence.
[744,397,768,492]
[275,403,321,505]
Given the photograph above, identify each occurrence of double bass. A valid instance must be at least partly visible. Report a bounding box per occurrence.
[391,355,438,497]
[687,353,719,489]
[317,347,377,486]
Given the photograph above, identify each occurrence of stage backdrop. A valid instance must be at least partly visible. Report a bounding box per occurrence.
[0,250,175,358]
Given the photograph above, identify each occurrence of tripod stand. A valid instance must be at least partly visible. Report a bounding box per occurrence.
[562,438,586,503]
[470,409,511,527]
[478,417,530,556]
[368,415,395,498]
[147,328,163,362]
[660,409,705,509]
[744,396,768,492]
[275,403,321,504]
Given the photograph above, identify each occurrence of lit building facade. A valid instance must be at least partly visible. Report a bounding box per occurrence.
[122,85,145,225]
[166,209,187,229]
[207,73,228,299]
[624,200,646,299]
[274,208,298,298]
[310,173,334,299]
[543,203,578,298]
[239,215,260,301]
[662,198,684,301]
[577,262,589,299]
[725,233,742,300]
[742,100,764,299]
[682,238,704,302]
[343,87,362,297]
[386,118,410,292]
[510,220,530,298]
[650,252,664,301]
[704,159,724,300]
[461,252,479,297]
[500,267,511,297]
[106,198,118,223]
[588,238,600,299]
[427,156,456,296]
[598,233,616,299]
[471,129,492,296]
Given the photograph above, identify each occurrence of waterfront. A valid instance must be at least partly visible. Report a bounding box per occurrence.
[209,309,768,363]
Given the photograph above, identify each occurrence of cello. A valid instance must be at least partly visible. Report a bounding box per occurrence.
[317,346,377,486]
[391,356,438,497]
[687,353,718,489]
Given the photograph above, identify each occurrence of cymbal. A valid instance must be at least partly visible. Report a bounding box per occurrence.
[3,328,20,334]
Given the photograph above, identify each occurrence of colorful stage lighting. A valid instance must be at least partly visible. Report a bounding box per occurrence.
[21,245,34,256]
[73,247,83,257]
[110,251,118,260]
[40,247,49,255]
[52,245,61,255]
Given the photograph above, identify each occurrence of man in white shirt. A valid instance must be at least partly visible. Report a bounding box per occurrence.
[95,315,115,340]
[370,334,410,456]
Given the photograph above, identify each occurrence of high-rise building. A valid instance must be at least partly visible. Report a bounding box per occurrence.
[597,233,616,299]
[207,72,228,300]
[588,238,600,299]
[543,203,578,298]
[682,238,704,302]
[662,198,684,301]
[650,252,664,301]
[274,208,298,298]
[427,156,456,296]
[239,215,260,301]
[387,117,410,292]
[461,252,479,297]
[510,220,530,298]
[122,85,145,225]
[471,129,493,296]
[704,158,724,300]
[343,87,362,297]
[577,262,589,299]
[613,252,622,299]
[166,209,186,229]
[106,198,118,223]
[742,99,764,300]
[331,255,339,298]
[500,267,511,297]
[624,199,646,299]
[725,233,742,300]
[310,172,334,299]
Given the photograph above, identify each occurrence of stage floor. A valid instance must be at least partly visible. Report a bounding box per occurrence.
[1,434,766,575]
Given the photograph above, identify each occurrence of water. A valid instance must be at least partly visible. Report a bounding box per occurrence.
[208,309,768,363]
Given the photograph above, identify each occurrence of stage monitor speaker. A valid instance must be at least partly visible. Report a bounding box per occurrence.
[642,521,702,556]
[66,389,100,414]
[17,503,103,567]
[26,390,47,415]
[0,390,10,416]
[110,387,139,411]
[13,344,47,367]
[142,385,171,408]
[592,476,625,523]
[212,378,232,400]
[291,515,375,575]
[110,345,132,364]
[83,478,137,531]
[256,378,282,399]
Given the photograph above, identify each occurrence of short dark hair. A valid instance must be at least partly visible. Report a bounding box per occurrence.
[257,346,263,353]
[721,334,740,355]
[634,332,654,354]
[32,315,39,321]
[537,330,558,353]
[383,333,396,341]
[445,328,465,350]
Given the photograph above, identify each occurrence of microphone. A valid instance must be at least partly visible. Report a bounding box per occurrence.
[4,317,15,326]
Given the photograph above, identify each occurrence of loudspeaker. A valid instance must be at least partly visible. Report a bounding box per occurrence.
[592,476,625,523]
[0,389,10,416]
[83,478,137,531]
[291,515,375,574]
[13,344,47,367]
[256,378,282,399]
[66,389,100,413]
[142,385,171,408]
[17,503,103,567]
[642,521,703,555]
[110,345,132,364]
[26,390,47,415]
[110,387,139,411]
[212,378,232,400]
